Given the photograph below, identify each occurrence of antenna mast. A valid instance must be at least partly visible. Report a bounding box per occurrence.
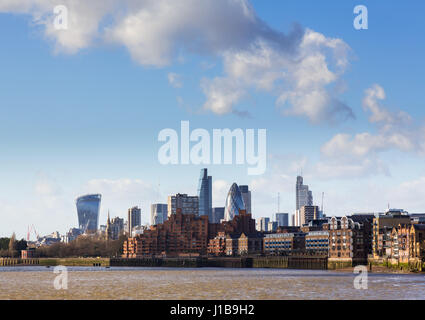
[278,192,280,213]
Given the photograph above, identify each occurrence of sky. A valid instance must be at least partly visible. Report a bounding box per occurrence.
[0,0,425,239]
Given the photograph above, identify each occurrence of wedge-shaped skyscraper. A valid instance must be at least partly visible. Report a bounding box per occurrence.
[76,194,101,233]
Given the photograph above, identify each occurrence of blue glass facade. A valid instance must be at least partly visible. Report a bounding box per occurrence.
[76,194,101,233]
[212,207,225,224]
[224,183,246,221]
[198,168,212,220]
[151,203,168,225]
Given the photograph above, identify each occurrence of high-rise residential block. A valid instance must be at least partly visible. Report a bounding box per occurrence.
[297,205,320,226]
[127,206,141,235]
[168,193,199,217]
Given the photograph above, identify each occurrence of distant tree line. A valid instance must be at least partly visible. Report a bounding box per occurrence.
[36,234,127,258]
[0,233,27,257]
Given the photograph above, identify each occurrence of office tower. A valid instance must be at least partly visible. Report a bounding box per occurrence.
[268,221,278,232]
[198,168,212,219]
[296,176,313,211]
[167,193,199,217]
[151,203,168,225]
[106,213,124,240]
[76,194,101,233]
[257,217,270,232]
[212,207,225,224]
[298,205,320,226]
[239,185,252,214]
[276,213,289,227]
[224,183,246,221]
[127,206,141,235]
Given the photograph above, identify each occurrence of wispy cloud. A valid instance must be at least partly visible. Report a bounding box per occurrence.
[167,72,183,88]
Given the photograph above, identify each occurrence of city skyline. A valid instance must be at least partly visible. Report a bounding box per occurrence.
[1,1,425,239]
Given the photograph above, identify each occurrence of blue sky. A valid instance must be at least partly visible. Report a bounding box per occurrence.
[0,0,425,239]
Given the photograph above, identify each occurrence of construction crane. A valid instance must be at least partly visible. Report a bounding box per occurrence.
[27,224,39,242]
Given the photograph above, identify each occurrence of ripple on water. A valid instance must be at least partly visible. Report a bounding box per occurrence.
[1,267,425,299]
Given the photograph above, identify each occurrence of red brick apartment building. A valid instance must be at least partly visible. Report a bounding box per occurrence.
[390,223,425,263]
[123,209,257,258]
[328,216,367,262]
[123,212,209,257]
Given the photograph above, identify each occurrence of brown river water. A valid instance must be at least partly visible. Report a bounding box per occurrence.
[1,266,424,300]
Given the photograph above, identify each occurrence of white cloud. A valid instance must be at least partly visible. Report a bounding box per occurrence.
[202,30,354,122]
[363,84,412,127]
[167,72,183,88]
[1,0,353,123]
[317,84,425,179]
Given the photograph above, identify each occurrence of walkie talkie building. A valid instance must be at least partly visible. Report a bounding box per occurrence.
[76,194,101,233]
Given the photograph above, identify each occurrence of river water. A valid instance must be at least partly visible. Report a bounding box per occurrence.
[0,266,424,300]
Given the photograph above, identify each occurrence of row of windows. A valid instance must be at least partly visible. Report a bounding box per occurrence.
[306,244,328,248]
[265,245,292,249]
[265,241,292,245]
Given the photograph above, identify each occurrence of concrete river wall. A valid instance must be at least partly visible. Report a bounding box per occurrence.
[1,256,328,270]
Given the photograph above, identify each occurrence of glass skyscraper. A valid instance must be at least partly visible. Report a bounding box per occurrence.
[276,213,289,227]
[151,203,168,225]
[224,183,246,221]
[76,194,101,233]
[296,176,313,210]
[198,168,212,220]
[239,185,251,214]
[212,207,225,223]
[295,176,313,226]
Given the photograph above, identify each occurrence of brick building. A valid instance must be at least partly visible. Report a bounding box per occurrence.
[225,233,263,256]
[123,211,209,257]
[124,209,257,258]
[207,232,227,256]
[328,216,367,262]
[372,210,411,258]
[390,223,425,263]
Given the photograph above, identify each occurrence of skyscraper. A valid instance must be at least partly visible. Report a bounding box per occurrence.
[212,207,225,223]
[276,213,289,227]
[296,176,313,211]
[76,194,101,233]
[239,185,251,214]
[257,217,270,232]
[106,213,124,240]
[167,194,199,217]
[127,206,141,235]
[298,205,320,226]
[224,183,246,221]
[151,203,168,225]
[198,168,212,220]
